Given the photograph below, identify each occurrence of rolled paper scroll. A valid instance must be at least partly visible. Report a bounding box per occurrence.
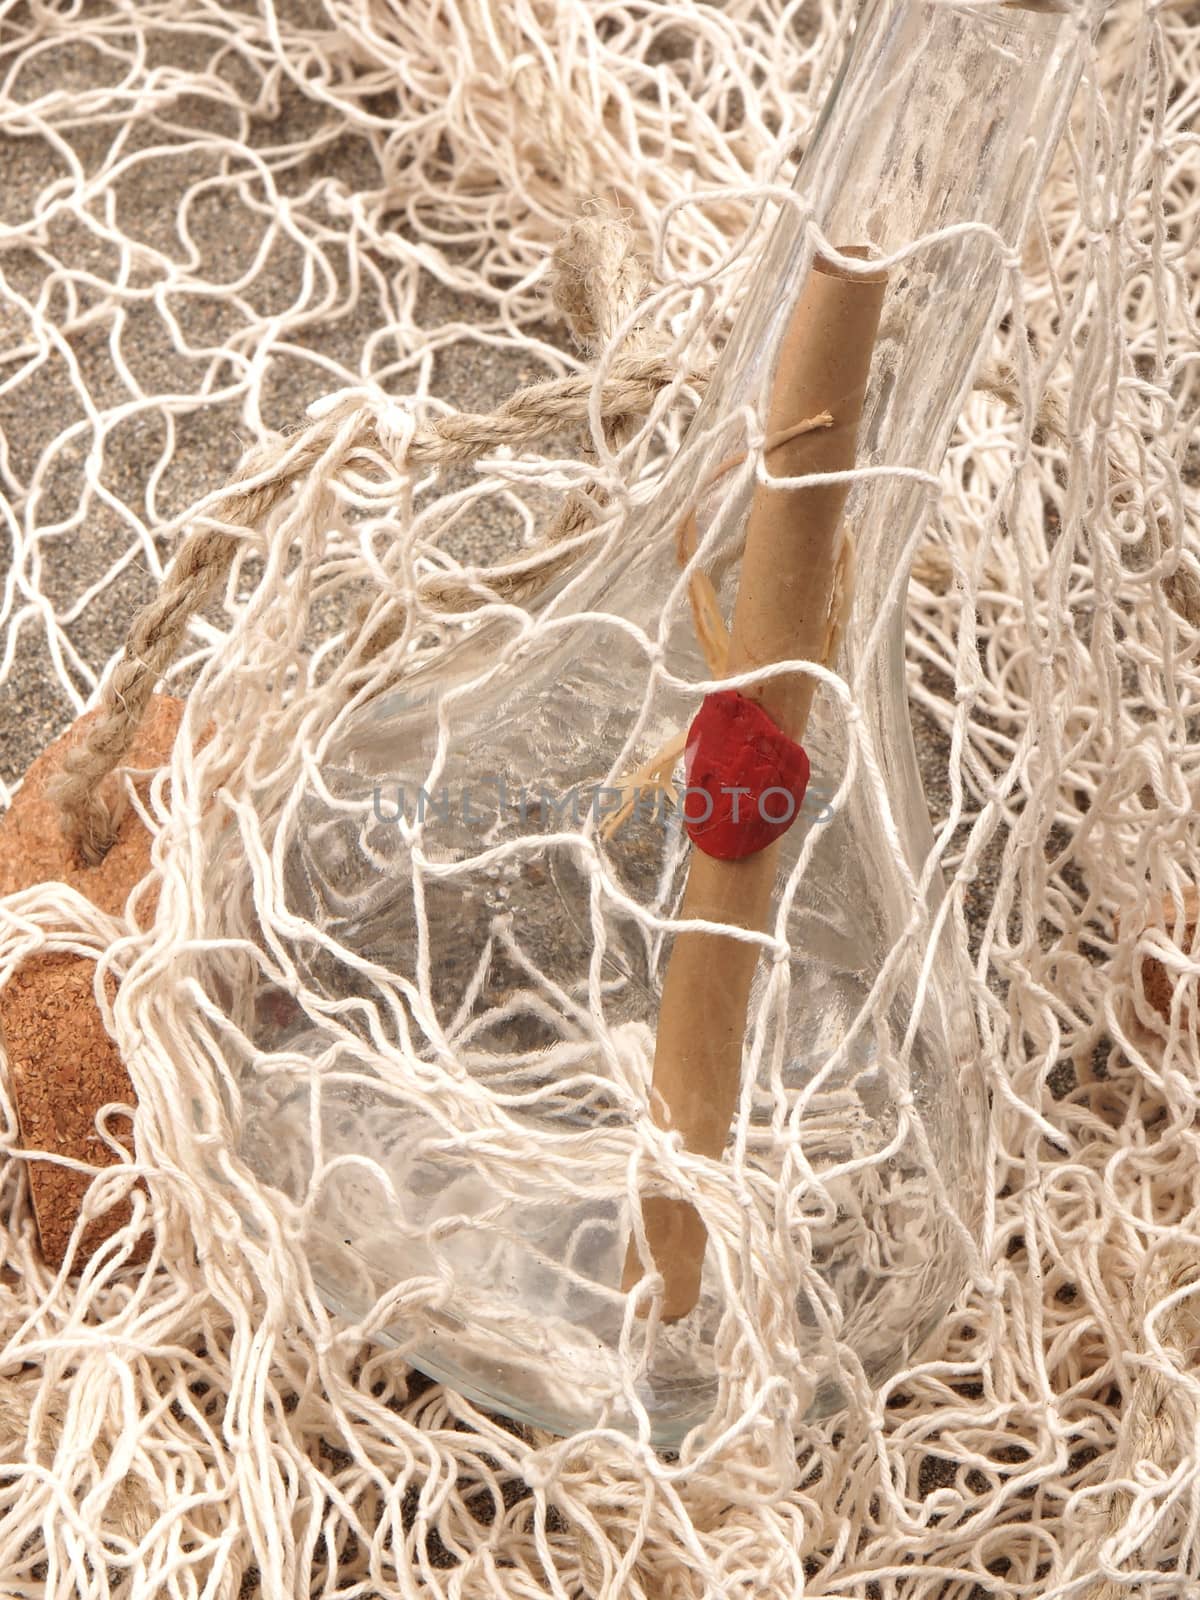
[624,248,888,1319]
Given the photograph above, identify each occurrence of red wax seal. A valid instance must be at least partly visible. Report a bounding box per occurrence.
[682,689,810,860]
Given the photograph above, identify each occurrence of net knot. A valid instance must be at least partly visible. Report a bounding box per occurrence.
[375,400,419,469]
[305,387,376,425]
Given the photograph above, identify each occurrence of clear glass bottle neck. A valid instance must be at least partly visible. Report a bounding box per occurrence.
[577,0,1093,673]
[710,0,1090,623]
[572,0,1095,877]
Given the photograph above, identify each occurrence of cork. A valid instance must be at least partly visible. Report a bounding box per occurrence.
[0,693,183,1266]
[0,954,142,1267]
[1135,887,1199,1021]
[0,694,183,916]
[624,252,887,1318]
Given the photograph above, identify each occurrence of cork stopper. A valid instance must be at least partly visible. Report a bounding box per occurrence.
[0,955,141,1266]
[1134,887,1199,1023]
[0,694,183,1266]
[0,694,183,915]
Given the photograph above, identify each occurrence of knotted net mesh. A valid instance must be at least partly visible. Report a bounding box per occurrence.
[1,0,1199,1595]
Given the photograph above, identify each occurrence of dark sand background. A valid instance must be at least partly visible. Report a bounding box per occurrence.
[0,17,563,790]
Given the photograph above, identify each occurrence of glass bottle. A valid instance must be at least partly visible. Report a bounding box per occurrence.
[236,0,1096,1445]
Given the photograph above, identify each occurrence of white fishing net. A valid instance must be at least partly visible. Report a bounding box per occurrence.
[1,0,1198,1596]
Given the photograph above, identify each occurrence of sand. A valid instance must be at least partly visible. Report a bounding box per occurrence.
[0,14,562,793]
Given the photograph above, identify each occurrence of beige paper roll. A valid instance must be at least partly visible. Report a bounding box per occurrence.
[624,249,887,1319]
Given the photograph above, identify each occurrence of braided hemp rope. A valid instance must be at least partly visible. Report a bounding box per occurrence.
[52,221,689,864]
